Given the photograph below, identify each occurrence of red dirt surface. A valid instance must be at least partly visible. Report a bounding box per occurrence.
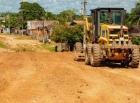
[0,52,140,103]
[0,34,140,103]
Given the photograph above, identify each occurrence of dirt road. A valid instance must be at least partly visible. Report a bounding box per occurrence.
[0,34,140,103]
[0,51,140,103]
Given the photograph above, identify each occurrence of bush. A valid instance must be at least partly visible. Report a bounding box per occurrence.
[132,37,140,45]
[51,24,83,50]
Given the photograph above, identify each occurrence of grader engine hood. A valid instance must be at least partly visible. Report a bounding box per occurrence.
[108,25,128,45]
[99,24,129,45]
[108,25,128,34]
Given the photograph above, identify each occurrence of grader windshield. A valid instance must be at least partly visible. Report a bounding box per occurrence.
[91,8,126,43]
[100,10,123,24]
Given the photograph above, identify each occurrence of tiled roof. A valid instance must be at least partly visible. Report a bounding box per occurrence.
[66,22,71,25]
[131,25,140,32]
[73,20,85,25]
[66,20,92,26]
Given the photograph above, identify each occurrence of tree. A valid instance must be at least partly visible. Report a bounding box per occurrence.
[132,37,140,45]
[19,2,44,20]
[18,1,45,29]
[45,12,57,20]
[0,12,19,29]
[9,13,19,28]
[127,1,140,26]
[57,9,76,24]
[51,24,83,50]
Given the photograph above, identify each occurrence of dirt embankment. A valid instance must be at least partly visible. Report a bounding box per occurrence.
[0,52,140,103]
[0,34,50,52]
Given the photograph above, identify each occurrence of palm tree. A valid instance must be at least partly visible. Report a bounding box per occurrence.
[128,1,140,26]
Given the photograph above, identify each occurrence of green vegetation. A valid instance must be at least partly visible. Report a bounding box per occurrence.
[41,44,55,52]
[0,1,83,29]
[35,44,56,52]
[132,37,140,45]
[0,41,7,49]
[15,35,34,40]
[0,1,139,29]
[51,24,83,50]
[0,35,7,49]
[0,1,140,51]
[125,1,140,27]
[1,33,13,36]
[11,44,36,52]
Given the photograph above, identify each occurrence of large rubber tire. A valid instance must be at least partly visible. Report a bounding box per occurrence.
[90,44,101,67]
[130,48,140,68]
[74,42,82,61]
[85,44,92,65]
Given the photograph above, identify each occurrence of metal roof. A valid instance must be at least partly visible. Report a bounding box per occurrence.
[91,7,125,12]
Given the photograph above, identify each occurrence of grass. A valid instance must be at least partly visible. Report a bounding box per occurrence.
[15,35,34,40]
[0,41,7,49]
[41,44,56,52]
[0,33,13,37]
[11,44,36,52]
[35,45,43,50]
[0,33,56,52]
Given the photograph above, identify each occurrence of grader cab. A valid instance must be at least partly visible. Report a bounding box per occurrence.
[74,7,140,68]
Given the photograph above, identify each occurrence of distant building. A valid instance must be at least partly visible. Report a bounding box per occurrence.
[128,25,140,36]
[0,26,4,33]
[66,20,92,27]
[26,20,59,41]
[66,20,85,26]
[10,27,20,34]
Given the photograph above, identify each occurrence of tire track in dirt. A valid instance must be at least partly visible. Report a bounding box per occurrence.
[0,52,140,103]
[58,52,140,103]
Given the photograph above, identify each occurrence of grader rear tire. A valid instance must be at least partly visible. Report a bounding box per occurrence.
[130,48,140,68]
[74,42,82,61]
[90,44,101,67]
[85,44,92,65]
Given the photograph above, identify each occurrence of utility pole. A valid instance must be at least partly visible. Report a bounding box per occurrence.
[42,7,48,44]
[83,0,87,49]
[19,9,24,35]
[22,10,23,35]
[42,8,45,44]
[8,12,10,34]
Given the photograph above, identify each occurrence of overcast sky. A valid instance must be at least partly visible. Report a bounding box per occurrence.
[0,0,139,14]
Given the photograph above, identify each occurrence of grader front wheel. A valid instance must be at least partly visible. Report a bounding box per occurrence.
[90,44,101,67]
[74,42,82,61]
[130,48,140,68]
[85,44,92,65]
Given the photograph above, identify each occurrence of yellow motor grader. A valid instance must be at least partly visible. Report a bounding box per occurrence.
[74,7,140,68]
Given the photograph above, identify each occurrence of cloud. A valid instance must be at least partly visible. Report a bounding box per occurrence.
[0,0,139,14]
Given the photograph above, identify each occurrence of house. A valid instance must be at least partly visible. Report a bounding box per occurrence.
[0,26,3,33]
[26,20,59,41]
[0,25,5,33]
[66,20,85,26]
[10,27,20,34]
[73,20,85,25]
[66,20,92,27]
[128,25,140,36]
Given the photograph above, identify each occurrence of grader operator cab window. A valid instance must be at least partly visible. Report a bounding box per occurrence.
[100,11,109,23]
[99,10,124,25]
[91,8,126,43]
[111,12,122,24]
